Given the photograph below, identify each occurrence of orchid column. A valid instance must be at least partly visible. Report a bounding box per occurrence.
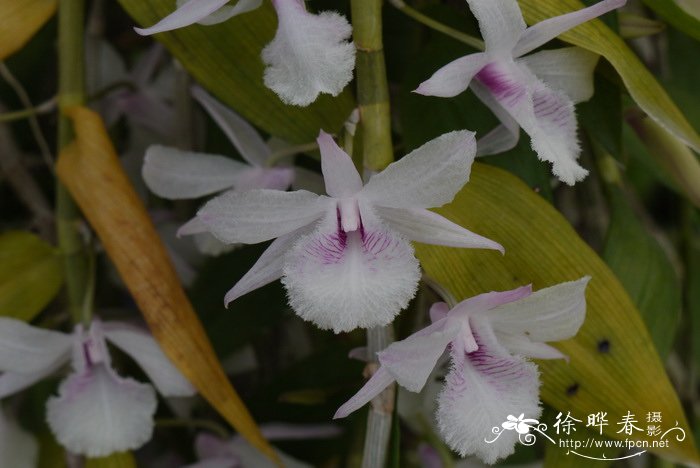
[350,1,395,466]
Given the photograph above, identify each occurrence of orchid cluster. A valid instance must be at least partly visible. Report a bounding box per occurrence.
[0,0,636,464]
[130,0,623,464]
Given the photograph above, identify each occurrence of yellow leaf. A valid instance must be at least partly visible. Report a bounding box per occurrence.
[0,231,63,321]
[0,0,57,60]
[55,107,278,464]
[415,163,699,464]
[518,0,700,154]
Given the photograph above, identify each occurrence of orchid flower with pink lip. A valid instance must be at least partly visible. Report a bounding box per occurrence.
[185,423,341,468]
[143,87,320,255]
[135,0,355,107]
[334,277,589,463]
[415,0,626,185]
[194,130,502,333]
[0,318,195,457]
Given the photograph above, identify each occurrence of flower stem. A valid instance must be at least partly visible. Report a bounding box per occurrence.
[351,0,393,172]
[57,0,91,325]
[351,1,397,466]
[387,0,484,51]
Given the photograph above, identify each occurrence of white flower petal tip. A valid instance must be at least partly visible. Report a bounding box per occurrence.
[282,223,421,333]
[263,0,356,106]
[133,0,230,35]
[47,365,157,457]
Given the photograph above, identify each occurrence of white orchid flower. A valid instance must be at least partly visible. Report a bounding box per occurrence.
[416,0,626,185]
[0,405,38,468]
[143,87,319,255]
[134,0,355,107]
[334,278,589,463]
[0,318,195,457]
[195,130,502,333]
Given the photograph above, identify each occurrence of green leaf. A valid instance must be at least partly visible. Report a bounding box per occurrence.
[640,0,700,42]
[414,163,699,463]
[518,0,700,154]
[602,186,681,358]
[0,231,63,321]
[85,452,136,468]
[116,1,354,144]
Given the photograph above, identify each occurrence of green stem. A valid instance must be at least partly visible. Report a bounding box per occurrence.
[388,0,484,50]
[351,3,397,466]
[351,0,393,172]
[0,97,57,123]
[57,0,91,325]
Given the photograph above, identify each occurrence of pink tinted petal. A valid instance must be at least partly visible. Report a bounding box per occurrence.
[46,365,157,457]
[224,228,308,305]
[134,0,229,35]
[348,347,368,362]
[377,318,459,392]
[436,318,541,463]
[282,209,420,333]
[178,216,210,237]
[513,0,626,57]
[375,206,503,252]
[451,285,533,320]
[429,302,450,323]
[334,367,395,419]
[466,0,526,53]
[317,131,363,198]
[195,433,235,460]
[414,53,489,98]
[474,61,529,111]
[192,87,271,166]
[470,80,521,156]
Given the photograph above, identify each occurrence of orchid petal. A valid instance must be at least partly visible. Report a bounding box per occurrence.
[46,365,157,457]
[142,146,247,199]
[103,322,196,397]
[474,62,588,185]
[362,131,476,209]
[518,48,599,103]
[224,228,308,305]
[0,406,38,468]
[180,0,262,26]
[0,318,72,374]
[195,433,235,459]
[470,80,521,156]
[260,423,342,440]
[487,277,589,343]
[495,334,568,361]
[119,91,176,137]
[134,0,229,35]
[451,285,533,319]
[378,318,459,392]
[282,209,420,333]
[233,166,295,191]
[262,0,355,106]
[318,131,363,198]
[193,232,239,256]
[430,302,450,323]
[197,189,330,244]
[191,87,271,166]
[334,367,395,419]
[466,0,526,53]
[513,0,626,57]
[436,318,541,463]
[414,53,489,98]
[375,206,504,252]
[178,216,209,238]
